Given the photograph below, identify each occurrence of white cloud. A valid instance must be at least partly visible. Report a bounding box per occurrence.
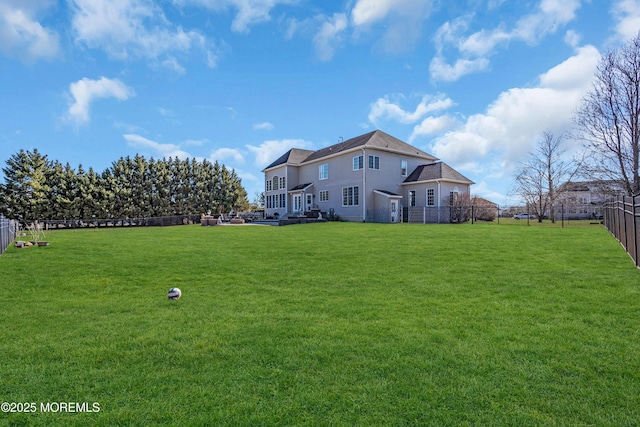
[67,77,135,124]
[157,56,186,74]
[253,121,274,130]
[313,13,347,61]
[351,0,430,27]
[430,44,600,167]
[459,28,510,57]
[229,0,296,33]
[70,0,210,69]
[173,0,296,33]
[0,1,60,62]
[513,0,581,44]
[246,138,314,167]
[612,0,640,42]
[351,0,396,26]
[564,29,581,48]
[429,56,490,82]
[123,134,192,159]
[431,0,582,82]
[410,115,458,141]
[210,147,245,163]
[351,0,433,53]
[286,12,347,61]
[368,94,454,125]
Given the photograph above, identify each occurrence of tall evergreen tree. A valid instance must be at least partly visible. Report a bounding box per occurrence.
[0,149,52,222]
[1,150,250,221]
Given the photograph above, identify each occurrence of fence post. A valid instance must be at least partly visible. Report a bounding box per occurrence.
[0,216,4,254]
[622,196,629,251]
[633,195,639,267]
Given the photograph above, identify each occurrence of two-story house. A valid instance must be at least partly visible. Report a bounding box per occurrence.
[554,180,626,219]
[262,130,474,223]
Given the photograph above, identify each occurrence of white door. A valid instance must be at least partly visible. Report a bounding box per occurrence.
[293,194,301,213]
[306,194,313,212]
[390,200,398,222]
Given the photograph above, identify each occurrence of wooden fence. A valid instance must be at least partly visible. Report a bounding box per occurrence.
[603,195,640,268]
[0,216,19,256]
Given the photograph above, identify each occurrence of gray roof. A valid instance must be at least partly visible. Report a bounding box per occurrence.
[302,130,437,163]
[403,162,474,184]
[263,130,437,171]
[374,189,402,197]
[289,183,313,191]
[264,148,315,170]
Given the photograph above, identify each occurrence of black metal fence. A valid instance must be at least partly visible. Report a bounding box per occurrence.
[365,204,606,225]
[0,216,19,256]
[45,215,201,229]
[603,196,640,268]
[364,206,477,224]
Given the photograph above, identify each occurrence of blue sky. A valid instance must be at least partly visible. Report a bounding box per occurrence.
[1,0,639,206]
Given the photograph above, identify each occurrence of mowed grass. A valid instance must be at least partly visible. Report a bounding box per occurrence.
[1,222,639,426]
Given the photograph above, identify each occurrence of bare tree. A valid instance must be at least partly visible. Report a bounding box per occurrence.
[512,132,580,222]
[575,32,640,196]
[447,192,472,223]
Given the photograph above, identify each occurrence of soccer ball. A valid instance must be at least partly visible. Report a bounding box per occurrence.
[168,287,182,300]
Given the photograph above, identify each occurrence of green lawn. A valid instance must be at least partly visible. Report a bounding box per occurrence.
[1,223,639,426]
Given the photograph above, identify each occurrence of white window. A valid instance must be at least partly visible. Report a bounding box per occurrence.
[401,160,407,176]
[368,155,379,170]
[427,189,435,206]
[353,156,363,170]
[409,190,416,207]
[319,164,328,180]
[342,186,359,206]
[272,176,279,191]
[280,193,286,208]
[280,176,286,189]
[266,179,272,192]
[319,190,329,202]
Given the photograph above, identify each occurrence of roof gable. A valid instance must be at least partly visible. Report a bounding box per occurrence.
[263,148,315,170]
[404,162,474,185]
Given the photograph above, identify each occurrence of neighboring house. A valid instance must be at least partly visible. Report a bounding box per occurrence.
[470,196,499,221]
[262,130,474,223]
[555,180,626,219]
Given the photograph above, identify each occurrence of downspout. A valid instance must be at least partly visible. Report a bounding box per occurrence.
[361,147,366,221]
[437,180,441,224]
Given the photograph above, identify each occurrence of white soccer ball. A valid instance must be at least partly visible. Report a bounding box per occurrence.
[168,287,182,300]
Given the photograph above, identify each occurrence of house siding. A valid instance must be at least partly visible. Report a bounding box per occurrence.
[262,131,474,222]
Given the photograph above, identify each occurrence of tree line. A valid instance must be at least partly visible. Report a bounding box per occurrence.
[0,150,249,223]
